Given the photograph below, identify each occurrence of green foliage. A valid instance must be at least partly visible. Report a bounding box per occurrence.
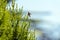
[0,0,36,40]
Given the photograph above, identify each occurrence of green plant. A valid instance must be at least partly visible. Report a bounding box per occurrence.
[0,0,36,40]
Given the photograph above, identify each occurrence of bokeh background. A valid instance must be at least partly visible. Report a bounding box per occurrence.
[7,0,60,40]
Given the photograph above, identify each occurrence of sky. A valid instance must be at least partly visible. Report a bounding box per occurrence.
[15,0,60,22]
[16,0,60,11]
[15,0,60,27]
[14,0,60,39]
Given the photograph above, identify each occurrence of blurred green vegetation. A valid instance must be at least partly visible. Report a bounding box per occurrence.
[0,0,36,40]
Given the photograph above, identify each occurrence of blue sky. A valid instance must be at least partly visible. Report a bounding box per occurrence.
[15,0,60,21]
[15,0,60,23]
[16,0,60,11]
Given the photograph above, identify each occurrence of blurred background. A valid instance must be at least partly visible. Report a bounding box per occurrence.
[7,0,60,40]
